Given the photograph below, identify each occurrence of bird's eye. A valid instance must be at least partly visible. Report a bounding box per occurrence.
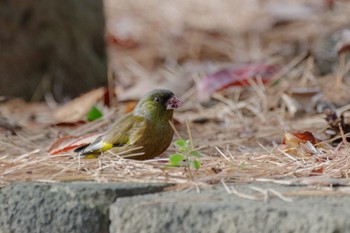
[154,97,159,102]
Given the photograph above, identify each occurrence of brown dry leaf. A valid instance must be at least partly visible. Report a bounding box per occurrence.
[0,98,53,128]
[282,132,306,148]
[282,131,319,146]
[310,167,324,176]
[124,101,138,113]
[49,132,102,155]
[281,131,323,157]
[0,111,21,132]
[53,88,105,123]
[48,135,78,153]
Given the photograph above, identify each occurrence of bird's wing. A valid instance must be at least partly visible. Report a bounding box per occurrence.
[77,114,148,156]
[102,114,147,147]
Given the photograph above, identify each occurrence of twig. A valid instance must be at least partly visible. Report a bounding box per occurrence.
[339,123,350,150]
[221,179,261,200]
[215,146,230,161]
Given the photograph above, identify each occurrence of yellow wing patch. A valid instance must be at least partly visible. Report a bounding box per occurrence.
[97,142,113,152]
[83,154,99,159]
[79,143,114,159]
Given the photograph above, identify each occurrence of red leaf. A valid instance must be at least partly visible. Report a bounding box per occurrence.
[48,135,78,153]
[51,120,86,128]
[197,63,280,101]
[49,132,102,156]
[310,167,324,176]
[103,89,116,107]
[50,145,83,155]
[282,131,319,145]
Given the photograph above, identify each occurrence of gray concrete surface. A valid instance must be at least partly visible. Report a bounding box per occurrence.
[1,182,350,233]
[110,183,350,233]
[0,182,166,233]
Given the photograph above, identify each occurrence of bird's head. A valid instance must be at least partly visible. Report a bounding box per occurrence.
[133,89,183,121]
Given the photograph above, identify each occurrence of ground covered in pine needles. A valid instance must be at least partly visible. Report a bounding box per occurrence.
[2,0,350,194]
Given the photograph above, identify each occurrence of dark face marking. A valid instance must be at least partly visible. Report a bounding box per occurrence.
[148,89,183,110]
[133,89,182,119]
[148,90,175,109]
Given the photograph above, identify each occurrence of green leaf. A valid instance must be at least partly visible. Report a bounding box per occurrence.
[190,160,201,169]
[169,153,185,165]
[87,106,103,121]
[189,150,202,157]
[175,139,187,148]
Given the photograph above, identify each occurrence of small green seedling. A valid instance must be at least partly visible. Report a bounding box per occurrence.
[169,139,202,170]
[87,105,103,121]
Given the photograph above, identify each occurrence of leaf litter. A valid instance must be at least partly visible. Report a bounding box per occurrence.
[2,0,350,197]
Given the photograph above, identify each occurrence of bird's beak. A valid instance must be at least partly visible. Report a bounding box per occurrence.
[166,96,183,110]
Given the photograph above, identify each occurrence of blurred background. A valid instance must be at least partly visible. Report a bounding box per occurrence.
[2,0,350,102]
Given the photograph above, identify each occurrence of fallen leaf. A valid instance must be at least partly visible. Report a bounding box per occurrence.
[197,63,280,101]
[0,98,53,128]
[280,131,323,157]
[124,101,138,113]
[51,120,86,128]
[50,145,81,155]
[86,106,103,121]
[49,133,102,155]
[53,88,106,123]
[310,167,324,176]
[0,111,22,133]
[48,135,79,153]
[282,131,319,146]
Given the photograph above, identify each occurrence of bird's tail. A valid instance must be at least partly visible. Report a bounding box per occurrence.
[74,144,90,153]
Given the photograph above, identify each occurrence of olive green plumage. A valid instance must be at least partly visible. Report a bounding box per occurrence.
[74,89,182,160]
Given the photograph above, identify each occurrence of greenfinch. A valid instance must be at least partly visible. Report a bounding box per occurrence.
[74,89,182,160]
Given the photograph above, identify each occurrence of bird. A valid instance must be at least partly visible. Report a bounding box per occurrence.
[74,89,183,160]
